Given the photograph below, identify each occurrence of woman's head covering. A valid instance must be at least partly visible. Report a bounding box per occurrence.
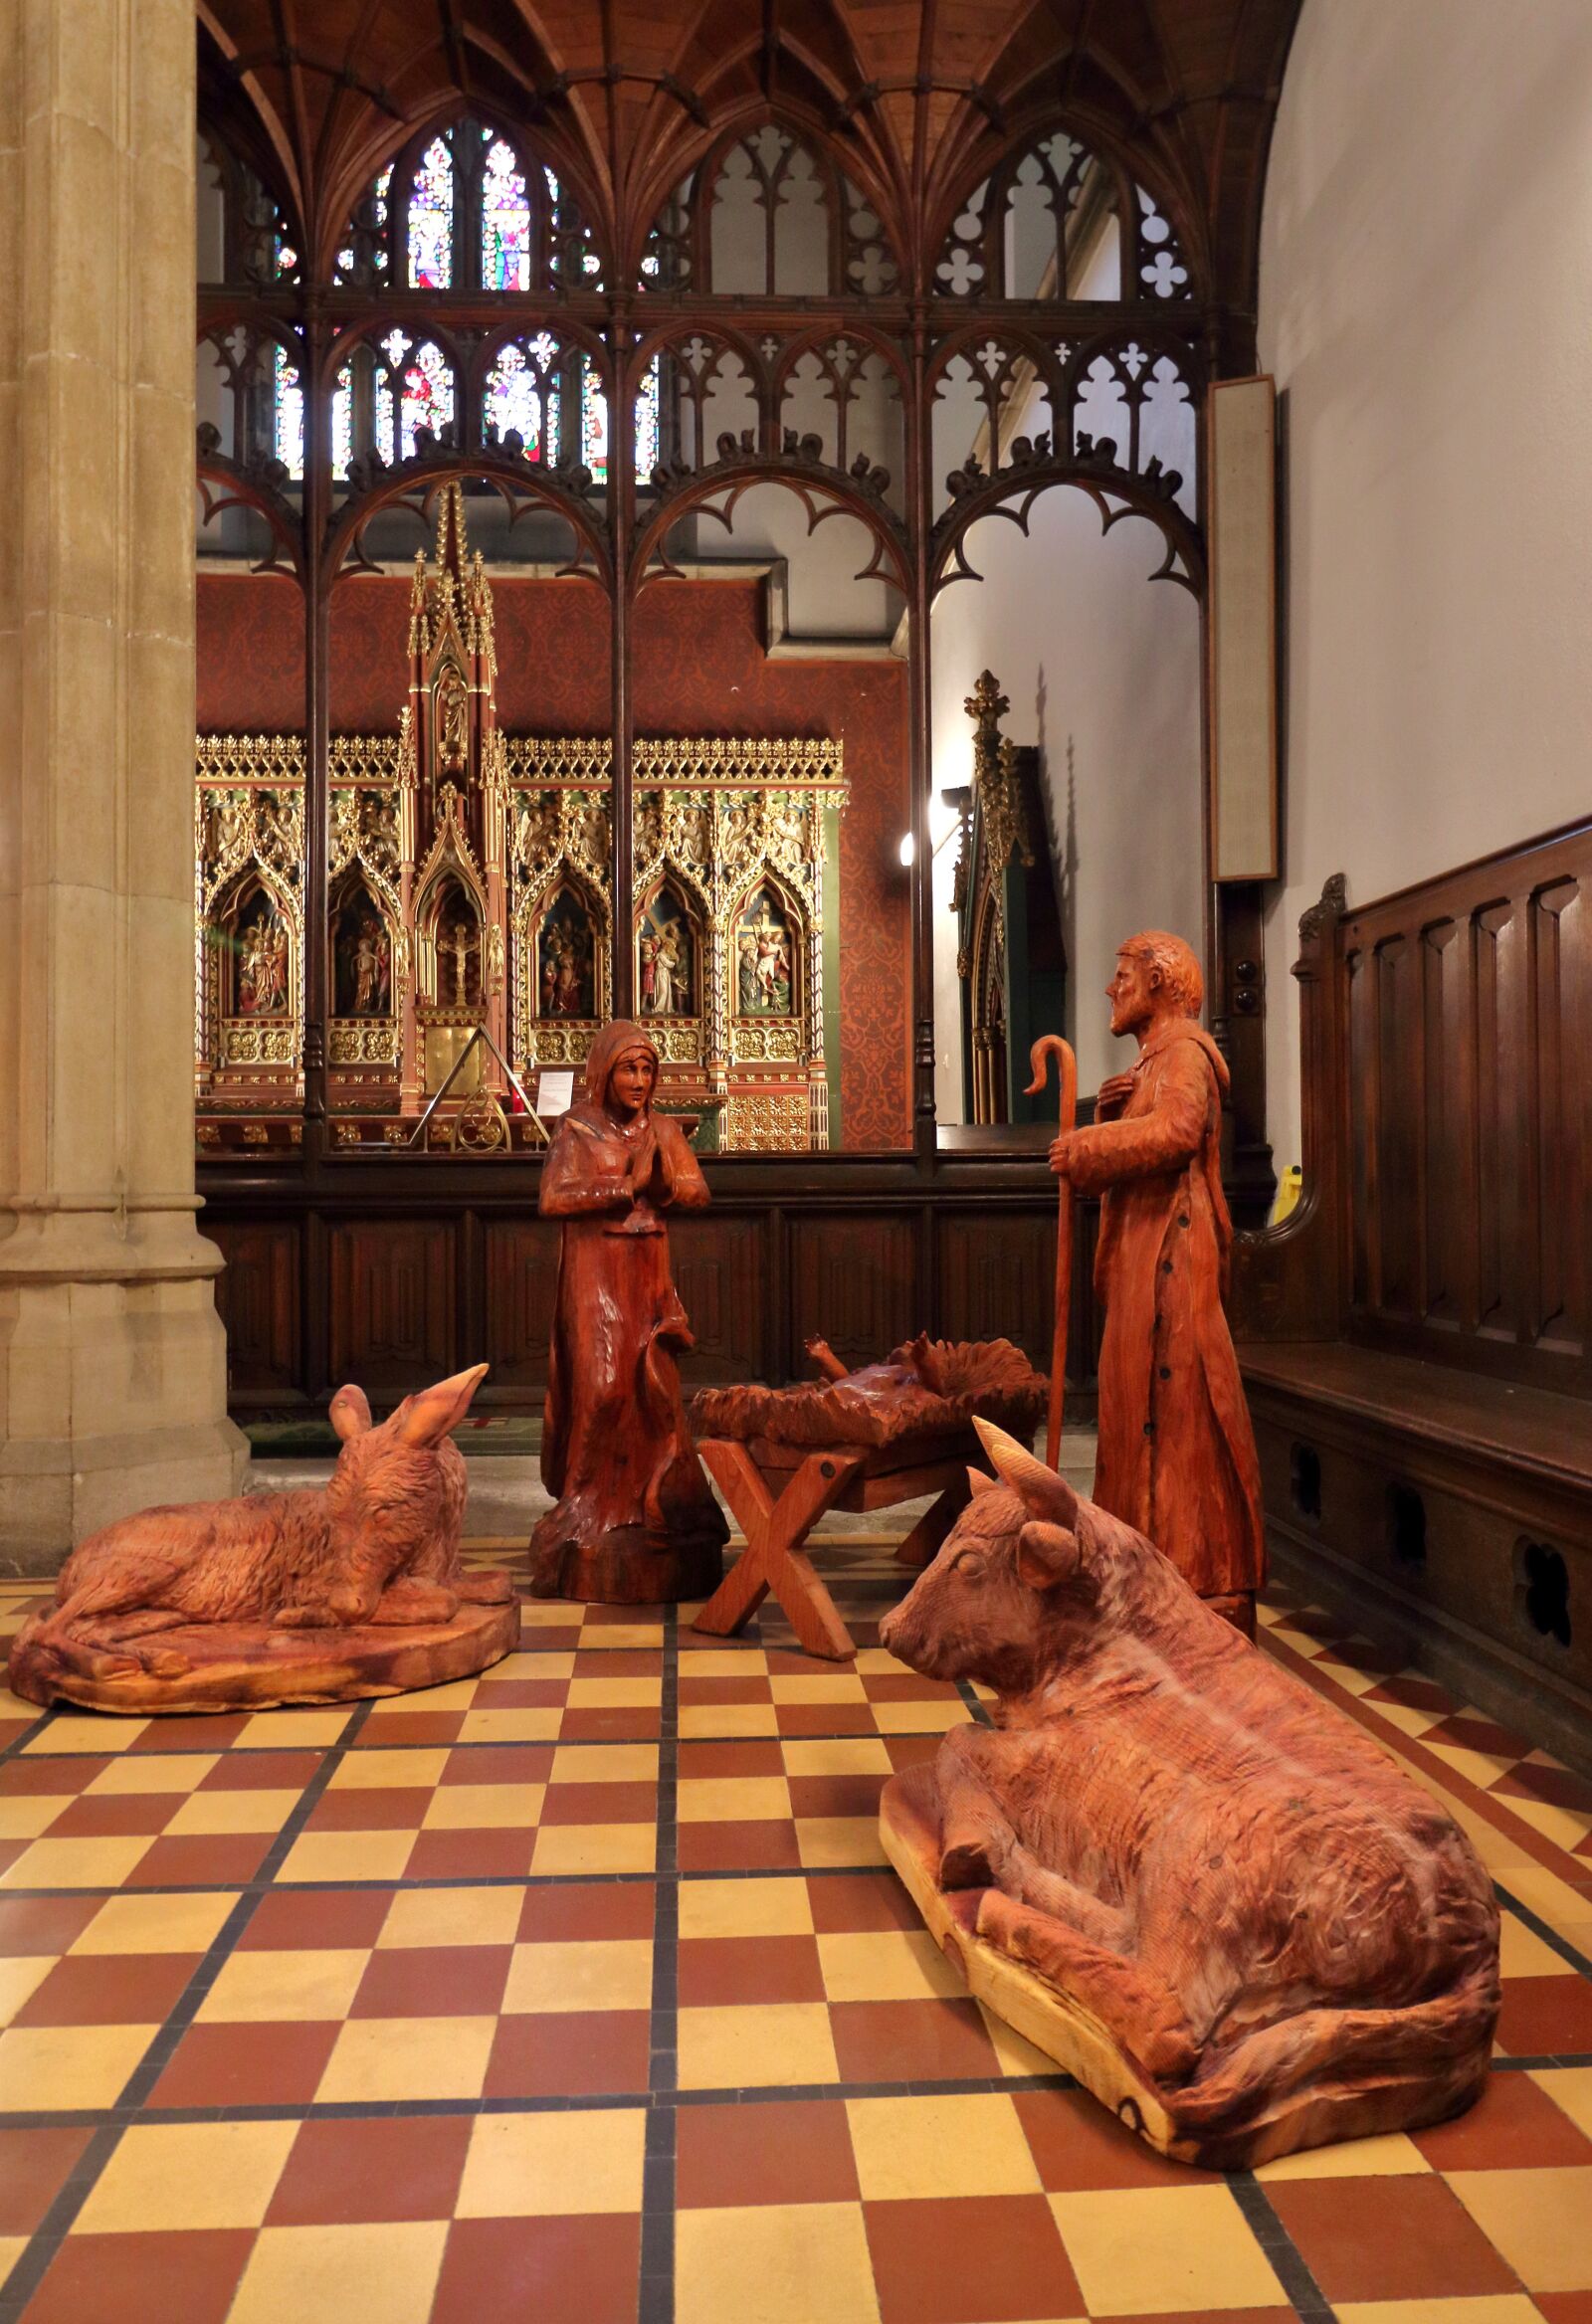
[582,1018,660,1109]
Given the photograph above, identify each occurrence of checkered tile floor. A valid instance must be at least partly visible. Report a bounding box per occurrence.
[0,1544,1590,2323]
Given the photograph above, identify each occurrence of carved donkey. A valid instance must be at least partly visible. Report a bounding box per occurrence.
[10,1364,513,1699]
[878,1418,1499,2165]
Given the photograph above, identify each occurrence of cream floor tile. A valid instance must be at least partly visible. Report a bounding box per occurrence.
[1306,1658,1379,1696]
[978,2003,1065,2078]
[1425,1742,1521,1790]
[0,2023,157,2109]
[679,1703,779,1740]
[529,1822,656,1875]
[166,1788,301,1836]
[679,1876,816,1939]
[376,1884,525,1949]
[457,1708,563,1744]
[456,2106,646,2217]
[0,1955,55,2025]
[1362,1699,1448,1740]
[421,1782,545,1830]
[848,2093,1040,2200]
[366,1679,481,1713]
[1426,1789,1541,1873]
[327,1748,451,1790]
[676,2202,880,2324]
[502,1938,654,2013]
[796,1817,887,1868]
[1254,2129,1431,2179]
[852,1648,919,1677]
[74,2119,297,2232]
[228,2220,448,2324]
[1446,2166,1592,2291]
[70,1889,239,1955]
[488,1649,578,1678]
[315,2014,496,2103]
[679,1650,769,1677]
[0,2237,26,2295]
[578,1624,663,1650]
[196,1947,369,2024]
[519,1604,585,1630]
[1492,1865,1592,1928]
[871,1700,971,1734]
[0,1836,153,1889]
[678,2003,840,2089]
[85,1754,220,1794]
[1505,1797,1592,1854]
[236,1711,351,1748]
[1534,2064,1592,2138]
[1336,2300,1548,2324]
[549,1744,659,1784]
[1499,1914,1577,1977]
[817,1929,962,2003]
[566,1677,663,1709]
[277,1831,416,1883]
[780,1738,893,1777]
[1049,2185,1285,2315]
[678,1777,792,1822]
[23,1716,148,1754]
[0,1795,75,1839]
[768,1676,868,1704]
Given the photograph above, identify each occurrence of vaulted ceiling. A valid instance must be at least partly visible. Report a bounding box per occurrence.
[198,0,1302,308]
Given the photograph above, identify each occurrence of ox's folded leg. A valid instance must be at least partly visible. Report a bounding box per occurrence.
[977,1887,1200,2086]
[938,1773,1016,1892]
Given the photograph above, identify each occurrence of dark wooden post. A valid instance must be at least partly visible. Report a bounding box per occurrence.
[907,300,937,1162]
[301,300,330,1143]
[609,309,636,1020]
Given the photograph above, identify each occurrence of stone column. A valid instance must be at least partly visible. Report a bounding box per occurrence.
[0,0,248,1568]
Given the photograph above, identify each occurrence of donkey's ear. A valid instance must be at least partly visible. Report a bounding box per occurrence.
[967,1466,1000,1499]
[392,1363,490,1449]
[329,1385,372,1442]
[1016,1520,1081,1592]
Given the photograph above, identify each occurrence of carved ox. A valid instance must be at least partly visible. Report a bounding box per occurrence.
[877,1419,1499,2168]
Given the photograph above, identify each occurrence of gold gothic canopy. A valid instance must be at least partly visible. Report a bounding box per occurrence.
[195,491,847,1155]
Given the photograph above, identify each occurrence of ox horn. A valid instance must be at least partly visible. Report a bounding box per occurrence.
[972,1415,1080,1528]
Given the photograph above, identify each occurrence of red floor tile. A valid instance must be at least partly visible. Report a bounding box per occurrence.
[775,1704,878,1737]
[350,1943,512,2018]
[678,1677,775,1706]
[45,1793,185,1839]
[0,2126,95,2235]
[806,1871,922,1934]
[238,1886,394,1948]
[145,2021,341,2109]
[303,1787,432,1831]
[127,1716,250,1753]
[863,1674,963,1703]
[441,1745,552,1785]
[1013,2087,1220,2189]
[267,2112,473,2225]
[13,1951,202,2029]
[1363,1674,1458,1714]
[787,1773,888,1820]
[884,1734,943,1773]
[484,2010,652,2098]
[466,1679,568,1708]
[678,1935,826,2006]
[126,1834,273,1886]
[676,2097,860,2208]
[518,1881,655,1942]
[1427,1712,1534,1760]
[1264,2172,1519,2300]
[539,1780,659,1825]
[1537,2298,1592,2324]
[830,1997,1000,2082]
[0,1894,102,1955]
[0,1757,109,1796]
[200,1751,323,1791]
[17,2228,255,2324]
[677,1819,802,1872]
[1414,2065,1592,2167]
[347,1712,465,1746]
[403,1829,537,1880]
[864,2194,1084,2324]
[560,1707,662,1742]
[1496,1975,1592,2055]
[679,1740,785,1779]
[1499,1763,1592,1815]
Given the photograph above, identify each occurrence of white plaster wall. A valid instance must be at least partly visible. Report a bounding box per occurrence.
[929,488,1204,1114]
[1258,0,1592,1169]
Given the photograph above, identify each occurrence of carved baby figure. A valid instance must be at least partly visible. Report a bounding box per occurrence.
[878,1419,1499,2166]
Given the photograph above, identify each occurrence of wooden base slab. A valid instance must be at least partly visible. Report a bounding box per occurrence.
[10,1598,522,1717]
[880,1765,1488,2172]
[528,1527,725,1606]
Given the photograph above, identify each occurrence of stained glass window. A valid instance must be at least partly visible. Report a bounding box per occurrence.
[337,167,390,283]
[408,136,454,289]
[486,336,557,462]
[482,136,531,291]
[331,367,354,477]
[634,356,662,478]
[382,329,454,460]
[580,354,609,483]
[273,340,303,479]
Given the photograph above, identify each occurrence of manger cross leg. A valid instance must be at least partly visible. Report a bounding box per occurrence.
[692,1441,867,1660]
[895,1469,973,1570]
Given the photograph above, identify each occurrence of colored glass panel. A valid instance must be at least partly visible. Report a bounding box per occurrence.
[634,356,661,478]
[581,353,608,483]
[408,135,454,288]
[273,340,303,479]
[483,136,531,290]
[486,335,557,462]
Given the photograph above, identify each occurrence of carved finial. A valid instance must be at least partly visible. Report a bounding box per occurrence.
[1297,872,1347,946]
[964,670,1009,736]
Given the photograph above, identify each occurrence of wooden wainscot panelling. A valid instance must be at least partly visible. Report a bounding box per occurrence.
[211,1221,300,1400]
[669,1212,766,1386]
[327,1219,458,1399]
[481,1217,561,1391]
[786,1213,917,1375]
[934,1210,1057,1376]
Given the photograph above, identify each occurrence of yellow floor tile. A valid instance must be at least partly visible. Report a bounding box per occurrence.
[768,1676,868,1704]
[85,1754,220,1794]
[328,1748,451,1790]
[1255,2129,1431,2179]
[519,1603,584,1629]
[0,2237,27,2296]
[1534,2064,1592,2138]
[456,2107,646,2217]
[978,2002,1066,2078]
[679,1703,779,1739]
[1505,1797,1592,1853]
[457,1708,563,1743]
[678,1777,792,1822]
[0,2023,157,2109]
[235,1710,351,1749]
[74,2119,297,2232]
[679,1649,769,1677]
[852,1648,918,1676]
[1309,1658,1378,1696]
[315,2013,496,2102]
[366,1679,482,1713]
[1499,1914,1577,1977]
[676,2202,880,2324]
[22,1715,147,1754]
[678,2003,841,2089]
[502,1938,654,2013]
[376,1884,525,1949]
[679,1876,816,1939]
[550,1744,659,1784]
[796,1817,887,1868]
[1447,2166,1592,2291]
[0,1835,152,1889]
[421,1782,545,1830]
[1363,1698,1448,1740]
[487,1649,576,1678]
[848,2093,1040,2200]
[166,1788,301,1836]
[529,1822,656,1874]
[1049,2184,1286,2314]
[1425,1741,1521,1789]
[196,1947,369,2024]
[0,1795,75,1839]
[277,1830,416,1882]
[781,1738,893,1777]
[579,1623,664,1649]
[228,2220,448,2324]
[871,1699,971,1734]
[0,1955,55,2026]
[1335,2299,1545,2324]
[818,1929,963,2003]
[70,1889,239,1955]
[566,1676,663,1709]
[1494,1864,1592,1930]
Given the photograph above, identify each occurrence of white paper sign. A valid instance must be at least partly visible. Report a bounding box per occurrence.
[535,1068,576,1118]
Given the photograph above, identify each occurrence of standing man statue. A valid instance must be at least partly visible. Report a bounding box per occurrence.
[1048,930,1266,1632]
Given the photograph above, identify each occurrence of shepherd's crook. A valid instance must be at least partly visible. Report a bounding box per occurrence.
[1026,1035,1078,1469]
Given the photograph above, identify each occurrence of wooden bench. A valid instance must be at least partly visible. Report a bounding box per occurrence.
[1233,824,1592,1768]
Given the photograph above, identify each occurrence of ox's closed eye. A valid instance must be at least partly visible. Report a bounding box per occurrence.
[952,1551,984,1578]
